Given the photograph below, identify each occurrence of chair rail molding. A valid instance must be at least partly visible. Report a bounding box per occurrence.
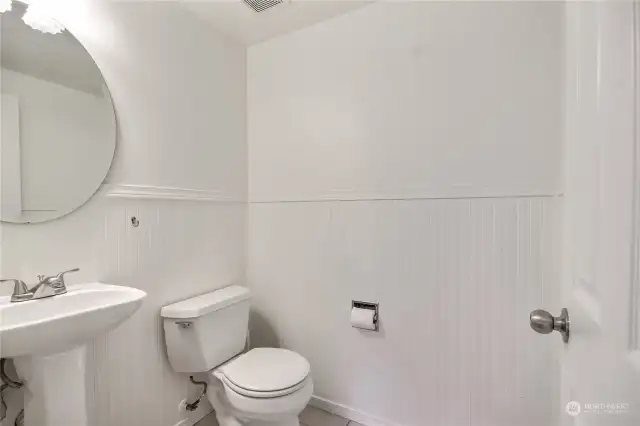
[103,184,244,203]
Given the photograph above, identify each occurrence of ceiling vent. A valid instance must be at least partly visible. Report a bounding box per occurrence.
[243,0,283,13]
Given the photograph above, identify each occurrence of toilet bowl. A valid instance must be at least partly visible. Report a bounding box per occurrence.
[161,286,313,426]
[208,348,313,426]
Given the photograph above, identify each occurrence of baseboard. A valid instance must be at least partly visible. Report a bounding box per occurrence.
[174,396,393,426]
[309,395,401,426]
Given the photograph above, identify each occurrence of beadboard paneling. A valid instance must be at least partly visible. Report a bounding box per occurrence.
[247,196,562,426]
[2,194,245,426]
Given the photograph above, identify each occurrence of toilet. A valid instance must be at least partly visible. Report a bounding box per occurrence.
[161,285,313,426]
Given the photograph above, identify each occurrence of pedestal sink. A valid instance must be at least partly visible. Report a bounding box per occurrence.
[0,283,146,426]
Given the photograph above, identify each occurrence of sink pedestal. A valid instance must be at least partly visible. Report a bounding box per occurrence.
[14,345,88,426]
[0,283,146,424]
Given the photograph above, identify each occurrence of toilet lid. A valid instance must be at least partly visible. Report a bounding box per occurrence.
[219,348,310,392]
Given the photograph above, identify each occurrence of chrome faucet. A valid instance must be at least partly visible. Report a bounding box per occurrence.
[0,268,79,303]
[0,279,29,302]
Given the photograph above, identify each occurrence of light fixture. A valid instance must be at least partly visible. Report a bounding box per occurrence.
[0,0,12,14]
[22,3,64,34]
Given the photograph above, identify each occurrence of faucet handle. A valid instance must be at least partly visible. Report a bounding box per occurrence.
[51,268,80,288]
[57,268,80,278]
[0,279,29,296]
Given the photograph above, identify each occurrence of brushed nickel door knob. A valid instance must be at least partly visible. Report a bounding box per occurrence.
[530,308,570,343]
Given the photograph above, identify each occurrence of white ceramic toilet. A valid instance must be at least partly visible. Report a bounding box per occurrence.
[161,286,313,426]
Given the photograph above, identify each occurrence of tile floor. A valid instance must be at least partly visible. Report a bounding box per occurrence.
[195,405,363,426]
[299,405,364,426]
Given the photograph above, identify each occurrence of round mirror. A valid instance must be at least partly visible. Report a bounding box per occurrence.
[1,1,116,223]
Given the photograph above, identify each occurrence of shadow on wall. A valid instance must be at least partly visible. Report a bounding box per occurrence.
[249,311,280,349]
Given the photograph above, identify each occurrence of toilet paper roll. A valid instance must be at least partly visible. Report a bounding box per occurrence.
[351,307,377,331]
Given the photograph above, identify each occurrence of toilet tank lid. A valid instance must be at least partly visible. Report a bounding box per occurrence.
[161,285,251,319]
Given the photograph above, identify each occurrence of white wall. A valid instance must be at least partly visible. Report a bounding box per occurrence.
[1,68,114,219]
[0,1,246,425]
[248,2,563,202]
[247,3,564,426]
[0,2,565,425]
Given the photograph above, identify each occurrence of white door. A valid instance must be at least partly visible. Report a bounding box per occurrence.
[551,2,640,425]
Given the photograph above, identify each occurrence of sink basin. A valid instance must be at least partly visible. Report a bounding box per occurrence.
[0,283,146,358]
[0,283,146,426]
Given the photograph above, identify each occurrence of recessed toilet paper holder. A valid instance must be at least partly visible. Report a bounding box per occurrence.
[352,300,379,332]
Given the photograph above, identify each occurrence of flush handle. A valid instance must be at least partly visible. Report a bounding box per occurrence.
[176,321,193,329]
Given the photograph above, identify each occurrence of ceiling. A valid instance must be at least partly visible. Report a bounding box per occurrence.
[179,0,370,45]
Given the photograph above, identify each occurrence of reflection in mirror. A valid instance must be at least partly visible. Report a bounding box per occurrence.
[1,0,116,223]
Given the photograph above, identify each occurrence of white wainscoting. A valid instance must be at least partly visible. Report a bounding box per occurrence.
[1,188,246,426]
[247,196,562,426]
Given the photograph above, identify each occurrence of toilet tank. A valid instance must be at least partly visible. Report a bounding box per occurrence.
[161,285,251,373]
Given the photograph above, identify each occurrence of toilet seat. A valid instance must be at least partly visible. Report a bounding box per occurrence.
[219,375,310,398]
[215,348,310,399]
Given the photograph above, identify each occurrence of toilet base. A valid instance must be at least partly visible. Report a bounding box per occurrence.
[207,377,306,426]
[227,419,299,426]
[212,402,300,426]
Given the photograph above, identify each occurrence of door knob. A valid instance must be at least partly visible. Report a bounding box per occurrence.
[529,308,570,343]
